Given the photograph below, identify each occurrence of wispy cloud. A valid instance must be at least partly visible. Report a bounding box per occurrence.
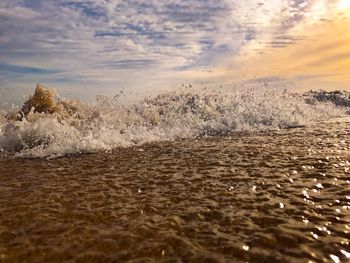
[0,63,60,74]
[0,0,348,101]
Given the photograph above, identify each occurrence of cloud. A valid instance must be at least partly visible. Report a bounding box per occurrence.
[226,6,350,91]
[102,59,159,69]
[0,0,243,78]
[0,0,348,102]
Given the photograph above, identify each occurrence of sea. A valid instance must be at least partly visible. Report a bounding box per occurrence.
[0,87,349,262]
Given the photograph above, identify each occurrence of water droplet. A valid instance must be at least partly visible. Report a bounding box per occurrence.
[330,254,340,263]
[302,190,310,199]
[341,250,350,258]
[311,232,318,239]
[242,245,249,251]
[341,239,349,245]
[279,203,284,209]
[303,219,309,225]
[315,183,324,189]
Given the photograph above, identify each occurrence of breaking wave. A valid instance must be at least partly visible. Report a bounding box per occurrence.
[0,85,347,158]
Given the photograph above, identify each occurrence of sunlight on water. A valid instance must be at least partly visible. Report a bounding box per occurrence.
[0,119,349,262]
[0,85,349,262]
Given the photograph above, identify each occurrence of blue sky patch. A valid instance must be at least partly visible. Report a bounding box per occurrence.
[0,64,60,75]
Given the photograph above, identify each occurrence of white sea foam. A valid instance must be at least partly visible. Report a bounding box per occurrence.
[0,87,347,158]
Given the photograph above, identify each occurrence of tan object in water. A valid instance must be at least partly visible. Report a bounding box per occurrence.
[20,84,57,116]
[7,84,84,121]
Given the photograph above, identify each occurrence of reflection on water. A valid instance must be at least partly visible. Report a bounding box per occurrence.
[0,119,349,262]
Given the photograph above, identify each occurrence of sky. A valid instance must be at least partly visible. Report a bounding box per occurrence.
[0,0,350,102]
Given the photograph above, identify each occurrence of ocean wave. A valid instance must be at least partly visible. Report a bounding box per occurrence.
[0,85,347,158]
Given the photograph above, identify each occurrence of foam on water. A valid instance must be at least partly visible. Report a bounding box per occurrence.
[0,86,347,158]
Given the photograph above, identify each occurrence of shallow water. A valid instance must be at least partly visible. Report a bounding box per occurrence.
[0,119,349,263]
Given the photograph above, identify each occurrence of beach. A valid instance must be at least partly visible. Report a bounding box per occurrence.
[1,118,349,262]
[1,0,350,261]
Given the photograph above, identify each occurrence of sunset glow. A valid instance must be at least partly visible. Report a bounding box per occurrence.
[339,0,350,8]
[0,0,350,101]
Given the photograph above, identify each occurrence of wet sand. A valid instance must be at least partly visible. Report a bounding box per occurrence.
[0,120,349,262]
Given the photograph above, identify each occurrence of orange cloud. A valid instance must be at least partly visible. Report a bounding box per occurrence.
[226,11,350,91]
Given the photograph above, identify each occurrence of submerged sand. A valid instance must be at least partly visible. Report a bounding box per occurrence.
[0,119,349,262]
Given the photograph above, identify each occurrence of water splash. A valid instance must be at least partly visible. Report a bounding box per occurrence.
[0,85,347,158]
